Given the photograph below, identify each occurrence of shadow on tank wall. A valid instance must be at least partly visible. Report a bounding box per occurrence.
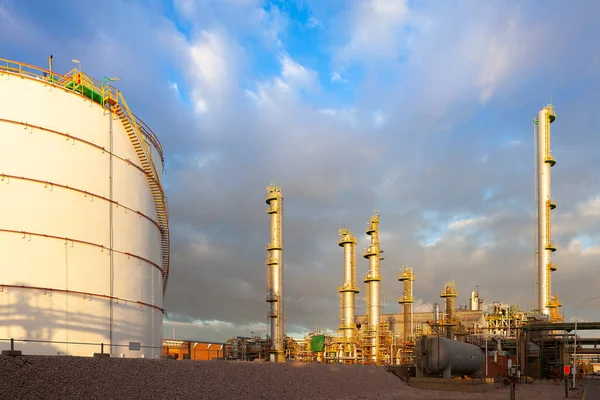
[0,283,150,356]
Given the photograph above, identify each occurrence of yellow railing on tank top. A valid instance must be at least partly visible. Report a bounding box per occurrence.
[0,57,170,294]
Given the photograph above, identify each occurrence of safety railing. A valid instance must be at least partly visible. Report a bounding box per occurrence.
[362,245,379,257]
[266,242,282,251]
[265,187,281,202]
[115,90,170,294]
[337,231,356,245]
[398,269,414,281]
[1,337,163,357]
[0,58,59,82]
[362,273,381,282]
[397,294,414,303]
[131,112,164,164]
[0,58,164,164]
[337,283,359,292]
[545,239,556,251]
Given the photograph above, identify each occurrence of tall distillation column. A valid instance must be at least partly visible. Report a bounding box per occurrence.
[469,286,482,311]
[363,214,383,363]
[534,105,561,318]
[338,228,360,359]
[440,281,457,340]
[265,184,285,362]
[398,266,414,341]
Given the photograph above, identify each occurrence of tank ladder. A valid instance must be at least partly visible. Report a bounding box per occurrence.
[113,95,170,295]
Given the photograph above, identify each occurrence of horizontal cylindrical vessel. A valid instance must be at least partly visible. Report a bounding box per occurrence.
[418,336,484,377]
[0,60,168,358]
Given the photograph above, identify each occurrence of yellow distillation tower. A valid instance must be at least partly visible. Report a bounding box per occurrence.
[337,228,360,363]
[398,266,414,339]
[265,184,285,362]
[398,266,415,365]
[363,214,383,364]
[534,105,562,322]
[439,281,458,339]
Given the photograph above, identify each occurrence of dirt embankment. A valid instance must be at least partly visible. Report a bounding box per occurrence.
[0,356,584,400]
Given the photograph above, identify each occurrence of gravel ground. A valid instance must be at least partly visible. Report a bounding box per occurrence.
[0,356,584,400]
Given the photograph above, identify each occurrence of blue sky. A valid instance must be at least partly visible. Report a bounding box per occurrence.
[2,0,600,341]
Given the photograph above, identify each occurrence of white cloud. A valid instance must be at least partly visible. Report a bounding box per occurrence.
[318,107,357,124]
[173,0,195,17]
[449,216,490,231]
[338,0,410,63]
[477,18,532,103]
[164,318,313,342]
[194,97,208,114]
[280,54,316,89]
[245,54,317,106]
[164,319,270,341]
[169,81,180,95]
[580,196,600,217]
[189,30,228,90]
[420,236,442,248]
[307,16,319,28]
[162,27,241,115]
[259,4,288,49]
[373,109,387,127]
[566,238,582,253]
[346,3,547,124]
[582,245,600,256]
[413,299,434,313]
[507,139,523,147]
[330,72,344,82]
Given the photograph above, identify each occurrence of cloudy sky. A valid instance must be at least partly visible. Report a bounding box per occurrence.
[2,0,600,342]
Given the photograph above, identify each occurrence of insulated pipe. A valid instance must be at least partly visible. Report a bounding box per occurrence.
[535,105,557,316]
[363,214,383,363]
[48,55,53,81]
[265,184,285,362]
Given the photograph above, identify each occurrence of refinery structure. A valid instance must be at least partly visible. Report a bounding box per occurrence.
[265,184,285,362]
[203,104,599,382]
[0,58,169,358]
[1,57,598,383]
[534,105,562,321]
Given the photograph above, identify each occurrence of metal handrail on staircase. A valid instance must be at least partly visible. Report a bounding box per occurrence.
[113,92,170,295]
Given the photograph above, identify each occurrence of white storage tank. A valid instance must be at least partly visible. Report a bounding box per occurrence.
[0,59,169,358]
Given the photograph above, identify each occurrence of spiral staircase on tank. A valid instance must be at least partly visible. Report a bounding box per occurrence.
[61,67,170,295]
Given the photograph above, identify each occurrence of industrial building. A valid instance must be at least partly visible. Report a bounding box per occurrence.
[0,58,169,358]
[162,340,225,360]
